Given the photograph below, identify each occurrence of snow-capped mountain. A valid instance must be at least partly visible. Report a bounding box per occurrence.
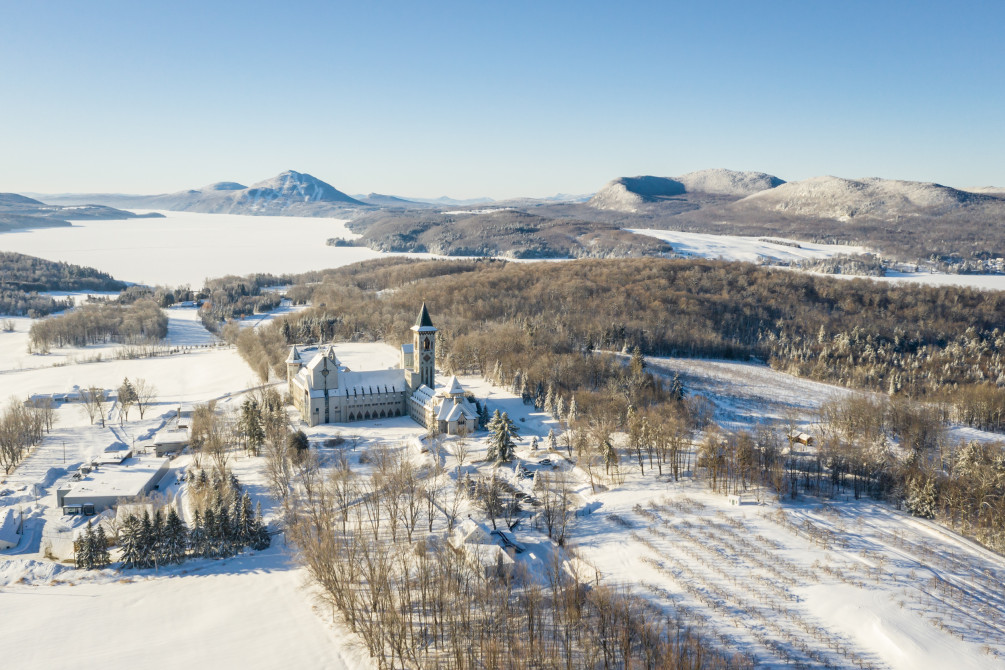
[589,169,785,212]
[31,171,367,215]
[735,176,998,222]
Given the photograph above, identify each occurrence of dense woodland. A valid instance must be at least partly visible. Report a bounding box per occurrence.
[346,209,673,259]
[0,251,125,317]
[242,257,1005,415]
[231,257,1005,555]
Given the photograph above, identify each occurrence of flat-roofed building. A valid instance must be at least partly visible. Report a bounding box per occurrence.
[56,457,171,514]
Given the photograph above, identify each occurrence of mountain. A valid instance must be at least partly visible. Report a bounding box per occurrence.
[735,176,993,222]
[353,193,437,208]
[31,171,368,215]
[964,186,1005,197]
[589,169,785,212]
[0,193,163,233]
[406,195,496,206]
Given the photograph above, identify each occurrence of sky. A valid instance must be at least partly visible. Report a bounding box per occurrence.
[1,1,1003,199]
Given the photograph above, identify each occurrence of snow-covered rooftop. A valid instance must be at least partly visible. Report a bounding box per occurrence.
[58,457,170,501]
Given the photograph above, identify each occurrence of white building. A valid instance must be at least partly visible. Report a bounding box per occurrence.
[56,457,171,514]
[287,304,478,435]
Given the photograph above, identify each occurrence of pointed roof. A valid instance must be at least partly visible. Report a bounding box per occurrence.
[413,302,436,330]
[285,345,301,363]
[444,376,464,396]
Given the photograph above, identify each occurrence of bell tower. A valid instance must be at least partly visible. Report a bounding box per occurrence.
[411,303,437,389]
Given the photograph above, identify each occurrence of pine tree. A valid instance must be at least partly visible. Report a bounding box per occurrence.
[203,508,217,558]
[118,377,138,421]
[554,395,566,423]
[119,515,143,569]
[486,410,519,462]
[544,385,556,416]
[548,428,557,451]
[250,501,271,551]
[92,524,110,568]
[139,511,156,568]
[164,508,188,564]
[567,396,578,425]
[190,509,207,558]
[241,398,265,455]
[76,521,95,569]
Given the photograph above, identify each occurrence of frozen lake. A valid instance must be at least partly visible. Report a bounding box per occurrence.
[0,211,388,287]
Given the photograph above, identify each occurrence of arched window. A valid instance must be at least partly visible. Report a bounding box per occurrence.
[423,337,430,351]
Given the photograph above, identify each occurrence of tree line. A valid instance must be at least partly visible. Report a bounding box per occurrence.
[119,468,269,569]
[28,298,167,351]
[0,251,125,317]
[0,397,55,474]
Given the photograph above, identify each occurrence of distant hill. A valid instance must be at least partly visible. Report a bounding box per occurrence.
[31,171,368,216]
[353,193,437,208]
[589,169,785,212]
[0,193,163,233]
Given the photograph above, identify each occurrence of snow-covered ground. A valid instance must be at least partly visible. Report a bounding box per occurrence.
[630,229,1005,291]
[628,229,869,264]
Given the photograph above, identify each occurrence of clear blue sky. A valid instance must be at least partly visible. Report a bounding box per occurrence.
[2,1,1003,198]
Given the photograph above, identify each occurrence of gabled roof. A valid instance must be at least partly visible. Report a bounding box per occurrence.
[413,303,436,330]
[305,352,334,372]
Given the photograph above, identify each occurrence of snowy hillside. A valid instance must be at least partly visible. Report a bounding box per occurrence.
[676,168,785,196]
[739,175,994,221]
[588,169,784,212]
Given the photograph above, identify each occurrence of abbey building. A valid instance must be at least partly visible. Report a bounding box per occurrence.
[287,304,477,435]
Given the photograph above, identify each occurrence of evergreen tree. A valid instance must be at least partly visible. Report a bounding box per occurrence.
[164,508,188,564]
[240,398,265,455]
[486,410,519,463]
[92,524,110,568]
[139,511,156,568]
[629,345,646,379]
[119,515,143,569]
[76,521,95,569]
[117,377,137,421]
[250,501,271,551]
[544,385,556,416]
[554,395,566,423]
[190,509,207,558]
[548,428,558,451]
[203,508,217,558]
[567,396,578,425]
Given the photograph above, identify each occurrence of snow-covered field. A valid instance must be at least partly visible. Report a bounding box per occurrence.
[0,211,386,286]
[628,228,870,264]
[630,229,1005,291]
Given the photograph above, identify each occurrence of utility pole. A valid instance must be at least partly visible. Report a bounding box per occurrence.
[62,441,65,463]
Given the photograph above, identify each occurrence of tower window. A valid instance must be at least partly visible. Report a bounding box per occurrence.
[423,338,430,351]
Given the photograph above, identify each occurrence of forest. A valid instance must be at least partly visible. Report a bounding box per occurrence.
[230,256,1005,555]
[0,251,126,317]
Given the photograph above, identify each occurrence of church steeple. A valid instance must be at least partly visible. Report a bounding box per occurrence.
[411,303,437,389]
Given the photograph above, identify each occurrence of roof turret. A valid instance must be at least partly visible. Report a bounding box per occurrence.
[286,345,301,364]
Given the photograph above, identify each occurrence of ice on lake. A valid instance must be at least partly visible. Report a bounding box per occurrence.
[0,210,388,287]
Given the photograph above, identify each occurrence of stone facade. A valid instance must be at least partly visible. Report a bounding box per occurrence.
[287,304,477,435]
